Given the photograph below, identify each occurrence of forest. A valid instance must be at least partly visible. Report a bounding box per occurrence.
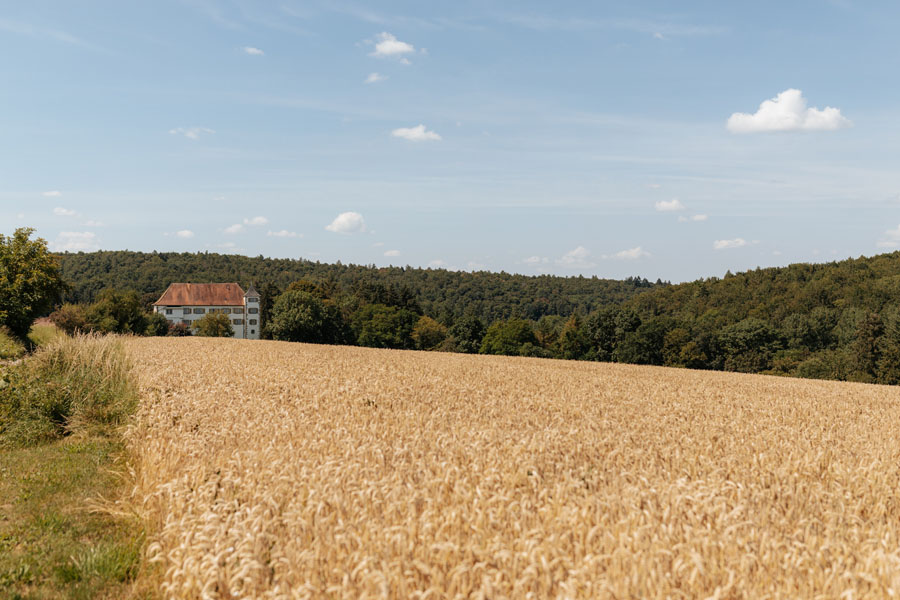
[53,249,900,384]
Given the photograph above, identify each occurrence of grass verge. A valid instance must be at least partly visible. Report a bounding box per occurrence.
[0,334,145,599]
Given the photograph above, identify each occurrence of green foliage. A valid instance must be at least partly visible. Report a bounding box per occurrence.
[0,228,67,339]
[50,303,89,335]
[191,312,235,338]
[0,335,138,447]
[144,312,171,336]
[557,315,591,360]
[480,319,537,356]
[447,316,486,354]
[267,290,347,344]
[411,316,448,350]
[85,289,148,334]
[718,318,783,373]
[57,250,660,325]
[351,304,419,349]
[258,282,282,340]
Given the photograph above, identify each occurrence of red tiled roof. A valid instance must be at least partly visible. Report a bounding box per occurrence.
[153,283,246,306]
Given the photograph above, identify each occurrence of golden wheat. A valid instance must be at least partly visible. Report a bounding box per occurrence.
[124,337,900,598]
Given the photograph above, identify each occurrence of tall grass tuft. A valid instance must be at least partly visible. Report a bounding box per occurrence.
[0,326,26,360]
[0,334,137,447]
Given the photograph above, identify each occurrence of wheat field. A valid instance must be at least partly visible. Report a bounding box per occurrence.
[124,337,900,598]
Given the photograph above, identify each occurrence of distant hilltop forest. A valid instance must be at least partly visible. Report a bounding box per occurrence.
[55,249,900,385]
[57,250,661,324]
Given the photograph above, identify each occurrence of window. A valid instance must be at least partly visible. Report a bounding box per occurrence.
[183,308,192,315]
[233,308,242,314]
[247,297,258,303]
[165,309,172,315]
[233,319,243,325]
[249,319,257,325]
[194,308,206,314]
[248,307,259,314]
[250,329,255,334]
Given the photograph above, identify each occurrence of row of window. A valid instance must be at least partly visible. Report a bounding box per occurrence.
[164,307,258,315]
[177,318,258,326]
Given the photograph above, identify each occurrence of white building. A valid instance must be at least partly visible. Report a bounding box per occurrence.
[152,283,261,339]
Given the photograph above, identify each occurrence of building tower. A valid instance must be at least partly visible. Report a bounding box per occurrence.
[244,284,261,340]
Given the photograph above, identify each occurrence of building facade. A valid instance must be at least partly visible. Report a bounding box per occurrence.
[152,283,261,339]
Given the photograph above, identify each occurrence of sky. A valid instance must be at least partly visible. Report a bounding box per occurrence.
[2,1,900,282]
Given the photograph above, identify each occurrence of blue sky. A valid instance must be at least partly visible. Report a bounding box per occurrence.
[2,1,900,282]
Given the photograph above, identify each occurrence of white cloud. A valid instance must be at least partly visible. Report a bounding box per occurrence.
[467,261,487,271]
[655,198,685,212]
[370,32,415,58]
[43,190,61,197]
[50,231,99,252]
[384,249,401,257]
[391,124,442,141]
[877,225,900,248]
[607,246,650,260]
[169,127,215,140]
[267,230,300,238]
[243,46,264,55]
[243,216,268,226]
[556,246,596,269]
[53,206,77,217]
[224,223,245,234]
[523,255,549,265]
[713,238,748,250]
[83,219,104,227]
[727,89,851,134]
[678,214,708,222]
[427,259,447,268]
[176,229,195,239]
[365,72,387,84]
[325,211,367,234]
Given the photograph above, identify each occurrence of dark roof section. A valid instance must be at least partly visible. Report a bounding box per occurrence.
[153,283,246,306]
[244,284,259,297]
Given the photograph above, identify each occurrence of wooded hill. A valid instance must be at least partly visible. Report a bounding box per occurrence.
[55,249,900,385]
[56,250,659,324]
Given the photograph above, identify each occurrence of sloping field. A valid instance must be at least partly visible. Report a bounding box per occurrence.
[125,337,900,598]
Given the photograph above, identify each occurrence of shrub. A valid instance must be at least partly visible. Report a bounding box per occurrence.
[50,304,89,335]
[192,313,234,337]
[0,334,138,447]
[144,312,170,336]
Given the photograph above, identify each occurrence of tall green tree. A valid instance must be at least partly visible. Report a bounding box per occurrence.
[267,290,347,344]
[411,316,448,350]
[0,228,67,339]
[448,316,486,354]
[351,304,419,349]
[557,314,590,360]
[258,282,282,340]
[85,289,148,334]
[852,312,883,382]
[479,319,537,356]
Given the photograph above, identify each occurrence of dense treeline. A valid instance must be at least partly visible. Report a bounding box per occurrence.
[56,250,660,323]
[53,248,900,385]
[562,253,900,383]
